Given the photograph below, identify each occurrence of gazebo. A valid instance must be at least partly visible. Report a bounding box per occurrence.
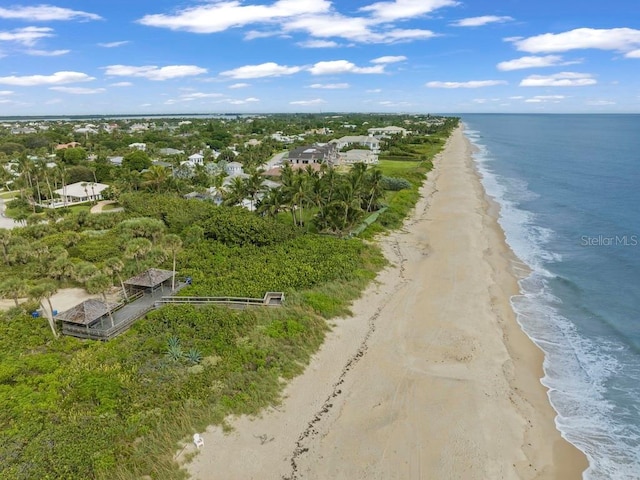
[55,298,120,339]
[124,268,174,295]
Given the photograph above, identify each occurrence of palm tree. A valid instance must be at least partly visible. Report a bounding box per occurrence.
[73,261,99,284]
[29,281,59,338]
[365,168,385,212]
[0,228,12,264]
[86,273,115,328]
[0,277,28,307]
[142,165,169,192]
[124,237,152,270]
[244,169,265,211]
[257,188,286,218]
[223,176,247,207]
[104,257,128,300]
[162,234,182,292]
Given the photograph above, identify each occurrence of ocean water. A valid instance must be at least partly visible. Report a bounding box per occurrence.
[462,114,640,479]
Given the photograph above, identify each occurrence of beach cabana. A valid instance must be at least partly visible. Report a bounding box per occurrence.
[55,298,119,338]
[124,268,174,295]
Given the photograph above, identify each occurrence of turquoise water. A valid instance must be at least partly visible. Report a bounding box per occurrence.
[462,114,640,479]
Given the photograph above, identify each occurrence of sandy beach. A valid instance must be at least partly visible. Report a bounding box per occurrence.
[185,126,588,479]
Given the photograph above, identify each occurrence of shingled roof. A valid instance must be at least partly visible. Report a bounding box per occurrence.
[124,268,173,288]
[54,298,119,326]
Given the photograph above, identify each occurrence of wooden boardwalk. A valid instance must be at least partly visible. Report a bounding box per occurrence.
[62,289,284,341]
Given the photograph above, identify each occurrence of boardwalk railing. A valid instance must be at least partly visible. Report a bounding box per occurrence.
[61,292,284,341]
[61,307,152,341]
[155,292,284,308]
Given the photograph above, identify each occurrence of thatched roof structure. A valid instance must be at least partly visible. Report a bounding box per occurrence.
[124,268,173,288]
[54,298,118,326]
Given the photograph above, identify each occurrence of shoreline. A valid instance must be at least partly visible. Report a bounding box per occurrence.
[185,125,587,479]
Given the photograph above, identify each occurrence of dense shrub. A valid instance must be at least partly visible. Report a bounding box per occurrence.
[381,176,412,191]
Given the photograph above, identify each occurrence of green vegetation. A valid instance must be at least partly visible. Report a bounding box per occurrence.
[0,114,458,479]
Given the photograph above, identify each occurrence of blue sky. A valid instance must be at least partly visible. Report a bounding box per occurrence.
[0,0,638,115]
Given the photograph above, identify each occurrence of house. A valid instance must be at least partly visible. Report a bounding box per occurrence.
[129,142,147,151]
[287,143,338,165]
[53,181,109,205]
[188,152,204,165]
[330,135,381,153]
[225,161,244,176]
[339,149,379,165]
[108,156,123,166]
[55,142,81,150]
[159,148,184,156]
[367,126,408,137]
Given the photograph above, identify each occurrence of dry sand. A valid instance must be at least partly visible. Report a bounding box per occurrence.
[185,126,588,479]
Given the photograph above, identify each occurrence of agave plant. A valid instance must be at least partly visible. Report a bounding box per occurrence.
[166,336,183,361]
[185,348,203,365]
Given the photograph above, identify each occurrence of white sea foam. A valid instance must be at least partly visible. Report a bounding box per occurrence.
[464,125,640,479]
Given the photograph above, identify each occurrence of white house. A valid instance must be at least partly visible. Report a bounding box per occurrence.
[225,161,244,176]
[367,126,408,137]
[188,153,204,165]
[331,135,381,153]
[129,142,147,151]
[339,149,379,165]
[53,182,109,206]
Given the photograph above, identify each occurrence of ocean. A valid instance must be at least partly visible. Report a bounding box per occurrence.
[462,114,640,479]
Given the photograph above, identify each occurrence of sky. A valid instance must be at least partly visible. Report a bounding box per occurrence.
[0,0,639,115]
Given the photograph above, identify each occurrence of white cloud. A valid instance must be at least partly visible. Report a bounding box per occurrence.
[220,62,302,79]
[379,100,410,107]
[49,86,105,94]
[450,15,513,27]
[426,80,507,88]
[371,55,407,64]
[511,28,640,54]
[140,1,439,45]
[138,0,330,33]
[297,39,339,48]
[229,83,251,89]
[180,92,224,100]
[625,49,640,58]
[497,55,577,71]
[586,99,616,106]
[524,95,566,103]
[367,88,382,93]
[509,95,524,99]
[26,49,70,56]
[0,90,13,95]
[227,97,260,105]
[0,26,54,46]
[0,71,94,86]
[308,83,349,89]
[110,82,132,87]
[104,65,207,81]
[0,5,101,21]
[309,60,385,75]
[360,0,458,22]
[98,41,129,48]
[290,98,326,105]
[520,72,597,87]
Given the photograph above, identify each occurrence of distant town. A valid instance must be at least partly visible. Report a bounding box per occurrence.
[0,113,449,216]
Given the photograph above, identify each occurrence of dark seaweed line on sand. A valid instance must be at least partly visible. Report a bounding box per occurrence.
[283,238,408,479]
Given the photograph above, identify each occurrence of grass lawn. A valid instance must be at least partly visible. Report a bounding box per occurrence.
[0,190,19,200]
[101,202,121,211]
